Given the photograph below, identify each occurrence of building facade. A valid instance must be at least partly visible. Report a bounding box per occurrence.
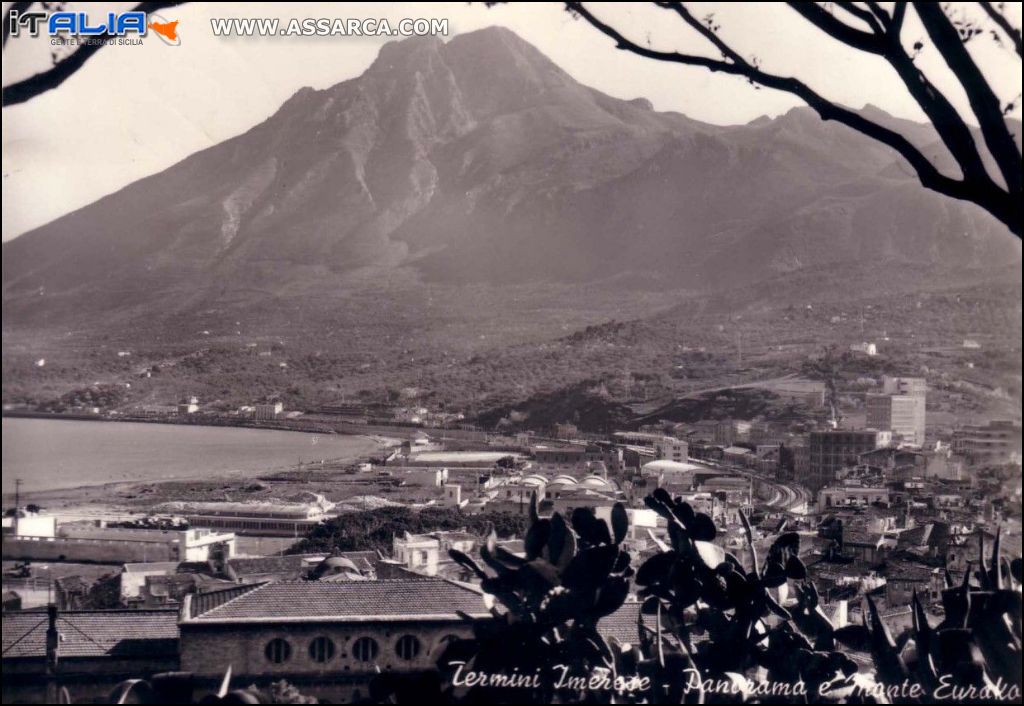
[807,430,889,491]
[951,420,1022,465]
[178,579,488,702]
[865,393,926,447]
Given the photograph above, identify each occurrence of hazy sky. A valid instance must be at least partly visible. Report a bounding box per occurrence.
[2,1,1021,240]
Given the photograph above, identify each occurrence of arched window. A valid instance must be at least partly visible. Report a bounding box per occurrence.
[352,636,379,663]
[394,634,421,661]
[265,638,291,664]
[309,636,335,663]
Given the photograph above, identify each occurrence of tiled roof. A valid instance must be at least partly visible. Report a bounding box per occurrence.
[123,561,181,573]
[597,601,649,644]
[884,564,935,582]
[810,559,876,579]
[189,583,263,616]
[896,524,932,549]
[598,601,707,647]
[185,578,490,622]
[2,610,178,659]
[226,554,323,577]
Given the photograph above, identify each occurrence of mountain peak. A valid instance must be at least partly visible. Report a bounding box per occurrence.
[369,33,445,72]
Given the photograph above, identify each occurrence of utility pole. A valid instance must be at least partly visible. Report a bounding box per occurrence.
[14,477,22,510]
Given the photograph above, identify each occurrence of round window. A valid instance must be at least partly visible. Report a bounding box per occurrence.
[309,636,335,663]
[352,636,379,663]
[395,634,421,661]
[264,638,291,664]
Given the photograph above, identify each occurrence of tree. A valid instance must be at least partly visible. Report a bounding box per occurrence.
[563,2,1023,238]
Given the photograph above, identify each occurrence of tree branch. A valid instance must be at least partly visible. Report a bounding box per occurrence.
[788,2,886,53]
[834,1,886,34]
[566,1,1021,237]
[2,1,187,107]
[978,0,1023,58]
[914,1,1022,194]
[891,2,908,35]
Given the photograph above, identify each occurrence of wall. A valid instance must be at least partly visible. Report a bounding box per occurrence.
[1,656,179,705]
[2,536,176,564]
[179,620,473,701]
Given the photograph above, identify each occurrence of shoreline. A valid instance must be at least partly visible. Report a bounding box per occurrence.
[2,415,403,514]
[1,409,346,436]
[6,446,400,520]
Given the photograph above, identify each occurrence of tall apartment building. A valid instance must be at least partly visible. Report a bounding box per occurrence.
[866,393,926,447]
[865,376,927,448]
[807,430,890,491]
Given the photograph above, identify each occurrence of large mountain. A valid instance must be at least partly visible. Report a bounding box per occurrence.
[3,26,1020,327]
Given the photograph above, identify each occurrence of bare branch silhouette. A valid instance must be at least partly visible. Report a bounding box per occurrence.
[565,1,1023,238]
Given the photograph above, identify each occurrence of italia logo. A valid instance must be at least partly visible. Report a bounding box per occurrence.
[7,10,181,45]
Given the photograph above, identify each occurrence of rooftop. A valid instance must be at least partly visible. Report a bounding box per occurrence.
[226,553,326,578]
[184,578,490,623]
[884,564,936,582]
[123,561,182,573]
[2,610,178,659]
[597,601,653,645]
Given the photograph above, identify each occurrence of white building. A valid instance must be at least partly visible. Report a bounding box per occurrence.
[4,512,57,538]
[653,437,689,464]
[850,342,877,356]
